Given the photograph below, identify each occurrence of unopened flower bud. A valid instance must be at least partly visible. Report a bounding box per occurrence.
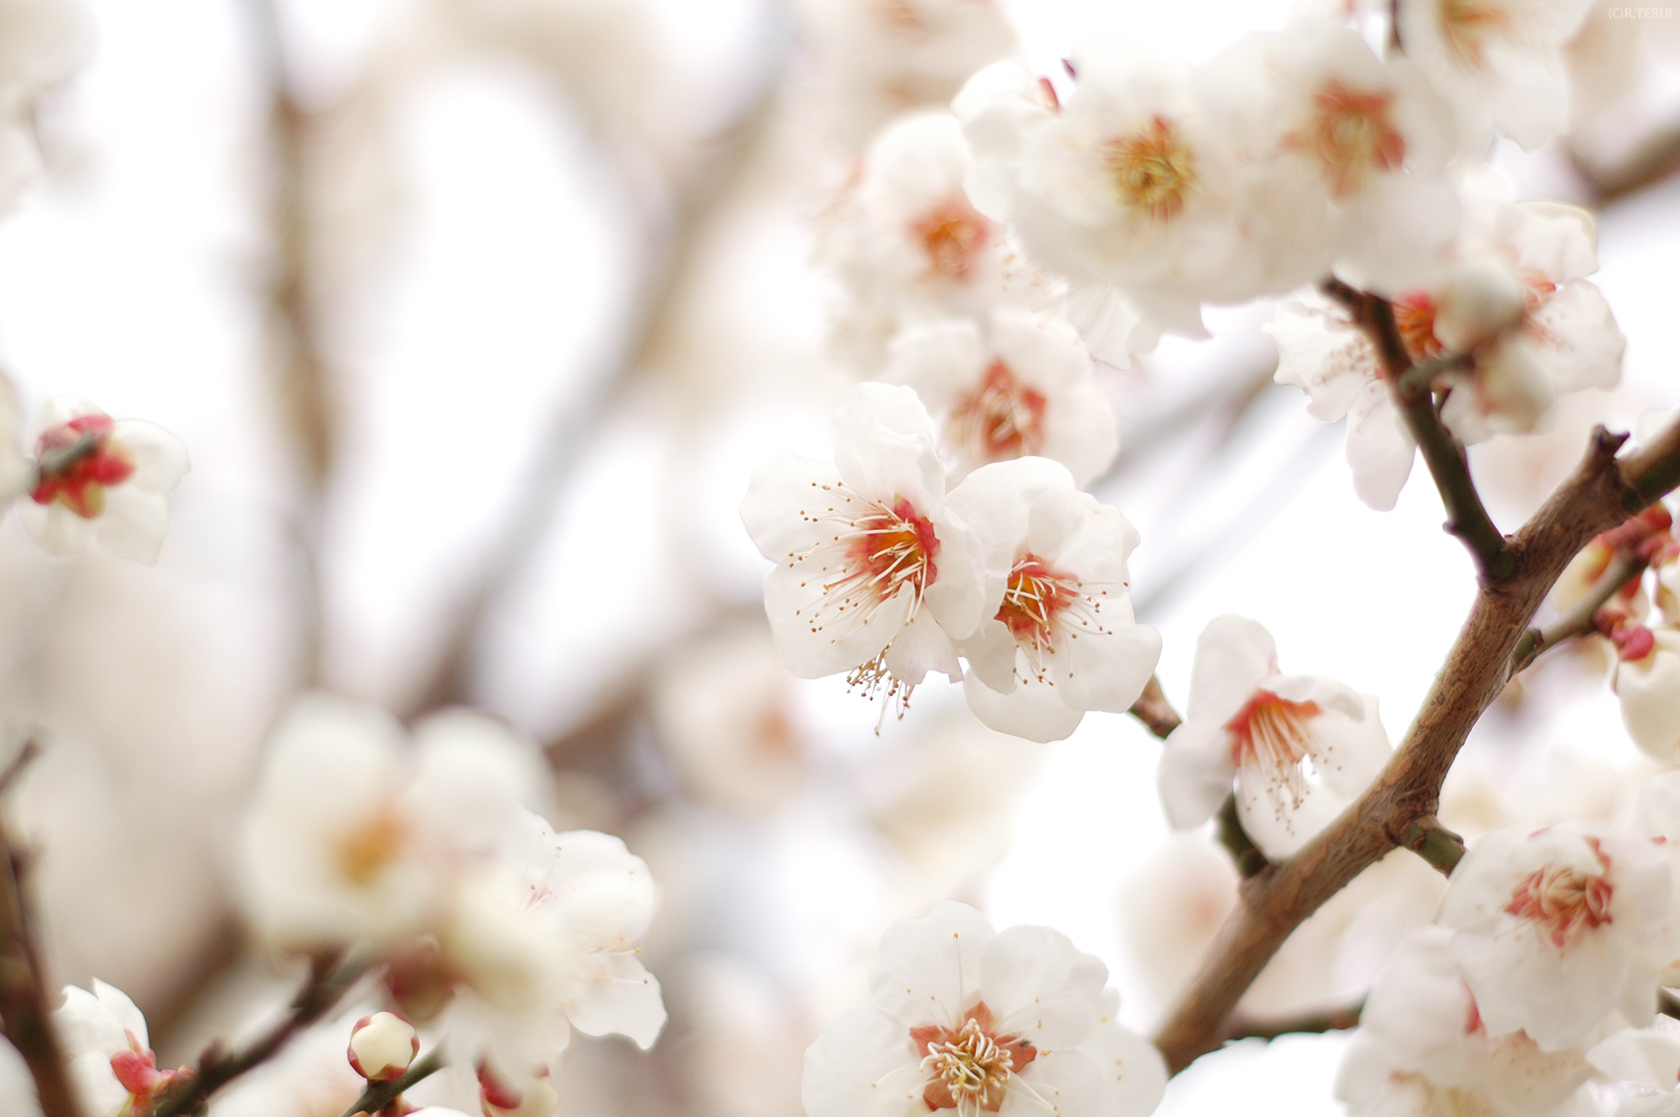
[348,1011,419,1082]
[1434,255,1527,352]
[479,1063,560,1117]
[1615,628,1680,763]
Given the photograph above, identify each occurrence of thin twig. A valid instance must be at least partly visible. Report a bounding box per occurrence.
[1224,999,1363,1041]
[1217,794,1269,880]
[1510,548,1644,675]
[1127,675,1182,739]
[1154,420,1680,1074]
[143,952,372,1116]
[0,747,83,1117]
[1323,281,1511,579]
[1396,815,1466,878]
[336,1047,445,1117]
[0,740,40,797]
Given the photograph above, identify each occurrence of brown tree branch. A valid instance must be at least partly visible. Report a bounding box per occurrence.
[1397,815,1466,877]
[1153,420,1675,1074]
[1223,999,1363,1042]
[141,952,370,1117]
[0,744,83,1117]
[1127,675,1182,739]
[1510,547,1644,675]
[1323,281,1511,579]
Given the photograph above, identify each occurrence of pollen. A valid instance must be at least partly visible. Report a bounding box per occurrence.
[910,1002,1036,1113]
[1102,115,1197,223]
[912,194,993,281]
[30,414,136,520]
[1505,842,1614,950]
[950,361,1048,462]
[1287,80,1405,197]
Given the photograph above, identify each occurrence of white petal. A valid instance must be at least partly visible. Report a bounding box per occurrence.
[962,670,1085,743]
[1077,1021,1166,1117]
[980,924,1108,1048]
[1157,718,1236,831]
[1587,1027,1680,1090]
[564,951,666,1050]
[1185,615,1275,723]
[801,1006,923,1117]
[1002,1049,1120,1117]
[868,901,995,1029]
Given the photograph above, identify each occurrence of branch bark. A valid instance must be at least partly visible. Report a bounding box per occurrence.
[1127,675,1182,740]
[0,746,84,1117]
[1223,1000,1363,1042]
[336,1046,445,1117]
[1153,420,1674,1074]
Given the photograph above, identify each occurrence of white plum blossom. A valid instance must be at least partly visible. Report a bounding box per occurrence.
[235,692,551,952]
[55,980,189,1117]
[1439,824,1673,1051]
[955,52,1260,354]
[347,1011,419,1082]
[802,901,1165,1117]
[944,457,1160,742]
[1337,927,1601,1117]
[1396,0,1595,151]
[1614,628,1680,764]
[0,0,88,212]
[1156,615,1391,859]
[479,1062,561,1117]
[741,382,986,712]
[885,311,1119,485]
[818,111,1059,371]
[1210,19,1461,293]
[424,815,666,1072]
[1268,174,1624,510]
[1586,1026,1680,1116]
[19,395,191,563]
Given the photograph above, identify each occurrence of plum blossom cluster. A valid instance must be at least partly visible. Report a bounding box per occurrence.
[1337,775,1680,1117]
[234,693,666,1103]
[742,381,1160,741]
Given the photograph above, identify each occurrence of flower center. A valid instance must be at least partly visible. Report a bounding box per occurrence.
[110,1030,188,1107]
[950,361,1047,462]
[1440,0,1511,68]
[1226,690,1323,812]
[997,555,1079,653]
[336,807,410,887]
[910,1003,1035,1113]
[1504,842,1614,949]
[1393,294,1442,364]
[31,415,135,519]
[1289,80,1405,197]
[1102,115,1197,223]
[912,195,993,281]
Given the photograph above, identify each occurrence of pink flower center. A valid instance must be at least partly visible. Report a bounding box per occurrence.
[1226,690,1323,814]
[1393,295,1443,364]
[950,361,1047,463]
[996,555,1078,653]
[912,195,993,281]
[910,1002,1035,1113]
[1287,80,1405,197]
[1102,115,1197,223]
[1505,841,1614,949]
[110,1030,188,1107]
[31,415,135,519]
[335,807,410,886]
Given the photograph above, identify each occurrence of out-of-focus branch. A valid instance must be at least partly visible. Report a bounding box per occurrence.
[1323,281,1511,579]
[1223,1000,1363,1042]
[1217,794,1269,880]
[1127,675,1181,739]
[0,744,83,1117]
[404,56,788,718]
[1510,547,1645,674]
[1154,418,1680,1074]
[143,952,370,1117]
[247,0,335,686]
[336,1046,445,1117]
[1572,122,1680,205]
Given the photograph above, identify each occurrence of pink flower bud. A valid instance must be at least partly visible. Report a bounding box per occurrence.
[479,1062,560,1117]
[347,1011,419,1082]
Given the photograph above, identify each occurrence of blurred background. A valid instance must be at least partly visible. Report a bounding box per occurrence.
[2,0,1680,1113]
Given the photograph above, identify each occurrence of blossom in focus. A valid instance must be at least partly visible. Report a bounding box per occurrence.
[1337,926,1599,1117]
[235,692,551,952]
[1439,825,1672,1050]
[0,0,88,211]
[56,980,190,1117]
[1156,614,1391,859]
[1396,0,1594,151]
[801,900,1165,1117]
[741,382,986,711]
[1267,175,1623,511]
[885,311,1118,485]
[945,457,1160,742]
[19,395,191,563]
